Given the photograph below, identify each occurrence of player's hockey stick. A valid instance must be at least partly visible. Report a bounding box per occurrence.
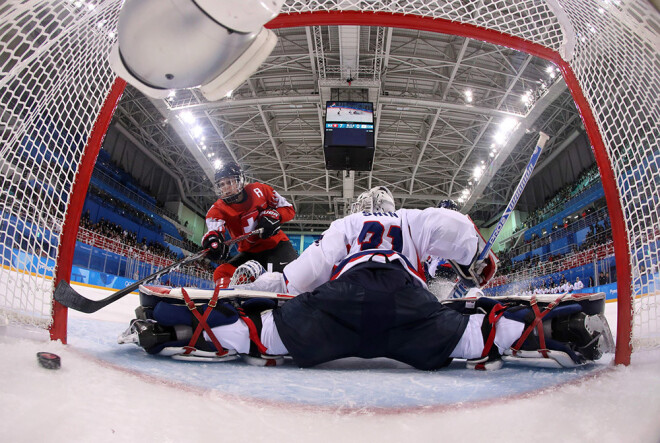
[449,132,549,298]
[53,228,263,313]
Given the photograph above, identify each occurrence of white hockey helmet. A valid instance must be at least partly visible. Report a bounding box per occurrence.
[350,186,396,213]
[372,186,396,212]
[109,0,280,101]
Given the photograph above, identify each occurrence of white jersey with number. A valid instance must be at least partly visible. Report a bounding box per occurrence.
[283,208,479,294]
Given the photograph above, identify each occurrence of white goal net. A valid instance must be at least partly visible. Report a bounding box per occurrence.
[0,0,657,364]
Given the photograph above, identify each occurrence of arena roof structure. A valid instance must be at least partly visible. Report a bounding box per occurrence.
[108,22,589,231]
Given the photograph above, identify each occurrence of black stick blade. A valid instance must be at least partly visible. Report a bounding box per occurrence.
[53,280,109,313]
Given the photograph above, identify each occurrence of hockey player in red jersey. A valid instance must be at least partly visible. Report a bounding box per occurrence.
[202,162,298,288]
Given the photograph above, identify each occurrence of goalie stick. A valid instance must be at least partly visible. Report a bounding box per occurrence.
[139,285,294,303]
[449,132,549,299]
[53,228,263,313]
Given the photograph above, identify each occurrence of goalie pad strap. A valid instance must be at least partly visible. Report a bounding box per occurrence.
[474,303,506,370]
[511,295,564,358]
[181,287,229,357]
[234,304,268,355]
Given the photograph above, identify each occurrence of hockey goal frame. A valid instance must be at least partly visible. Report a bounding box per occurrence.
[2,2,656,367]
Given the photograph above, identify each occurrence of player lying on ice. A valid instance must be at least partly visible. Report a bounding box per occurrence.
[119,186,614,370]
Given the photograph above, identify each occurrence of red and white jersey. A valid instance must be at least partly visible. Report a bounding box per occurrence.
[205,183,295,253]
[283,208,479,294]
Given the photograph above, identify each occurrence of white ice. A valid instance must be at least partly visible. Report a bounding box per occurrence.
[1,283,660,443]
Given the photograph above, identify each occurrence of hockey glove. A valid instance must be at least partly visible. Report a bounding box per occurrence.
[449,242,498,288]
[256,209,282,238]
[201,230,230,261]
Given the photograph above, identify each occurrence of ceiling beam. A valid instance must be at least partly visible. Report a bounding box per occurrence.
[461,79,568,212]
[409,108,441,193]
[247,79,290,192]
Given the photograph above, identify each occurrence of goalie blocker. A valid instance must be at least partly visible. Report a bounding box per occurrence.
[448,229,498,289]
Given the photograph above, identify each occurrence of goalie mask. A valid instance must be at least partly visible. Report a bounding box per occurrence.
[350,186,396,213]
[214,162,245,203]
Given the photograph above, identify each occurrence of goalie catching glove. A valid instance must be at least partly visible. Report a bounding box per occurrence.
[256,209,282,238]
[202,230,230,261]
[449,235,498,288]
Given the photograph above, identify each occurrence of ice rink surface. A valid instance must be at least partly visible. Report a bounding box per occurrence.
[1,282,660,442]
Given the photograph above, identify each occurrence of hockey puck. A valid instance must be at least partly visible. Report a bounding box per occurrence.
[37,352,61,370]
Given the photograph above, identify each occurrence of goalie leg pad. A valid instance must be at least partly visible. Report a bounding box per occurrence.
[450,293,614,369]
[506,299,614,367]
[152,300,239,328]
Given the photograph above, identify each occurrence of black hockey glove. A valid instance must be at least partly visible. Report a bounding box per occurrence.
[256,209,282,238]
[201,230,229,261]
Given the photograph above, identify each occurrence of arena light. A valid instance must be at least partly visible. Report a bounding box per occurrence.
[191,125,203,138]
[494,117,518,145]
[214,160,223,169]
[473,165,484,179]
[180,111,195,124]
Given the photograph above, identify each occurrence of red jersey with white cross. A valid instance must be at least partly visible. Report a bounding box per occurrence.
[205,183,295,253]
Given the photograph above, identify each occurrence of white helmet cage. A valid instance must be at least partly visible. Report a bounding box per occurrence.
[229,260,266,287]
[372,186,396,212]
[350,190,373,213]
[350,186,396,213]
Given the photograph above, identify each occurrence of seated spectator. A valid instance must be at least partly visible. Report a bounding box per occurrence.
[574,277,584,290]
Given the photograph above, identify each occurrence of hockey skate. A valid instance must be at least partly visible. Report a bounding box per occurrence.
[117,318,176,351]
[117,318,147,345]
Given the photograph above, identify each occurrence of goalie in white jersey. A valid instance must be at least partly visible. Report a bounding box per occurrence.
[281,186,488,295]
[122,186,613,370]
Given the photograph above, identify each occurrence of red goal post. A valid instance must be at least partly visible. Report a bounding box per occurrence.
[0,0,657,366]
